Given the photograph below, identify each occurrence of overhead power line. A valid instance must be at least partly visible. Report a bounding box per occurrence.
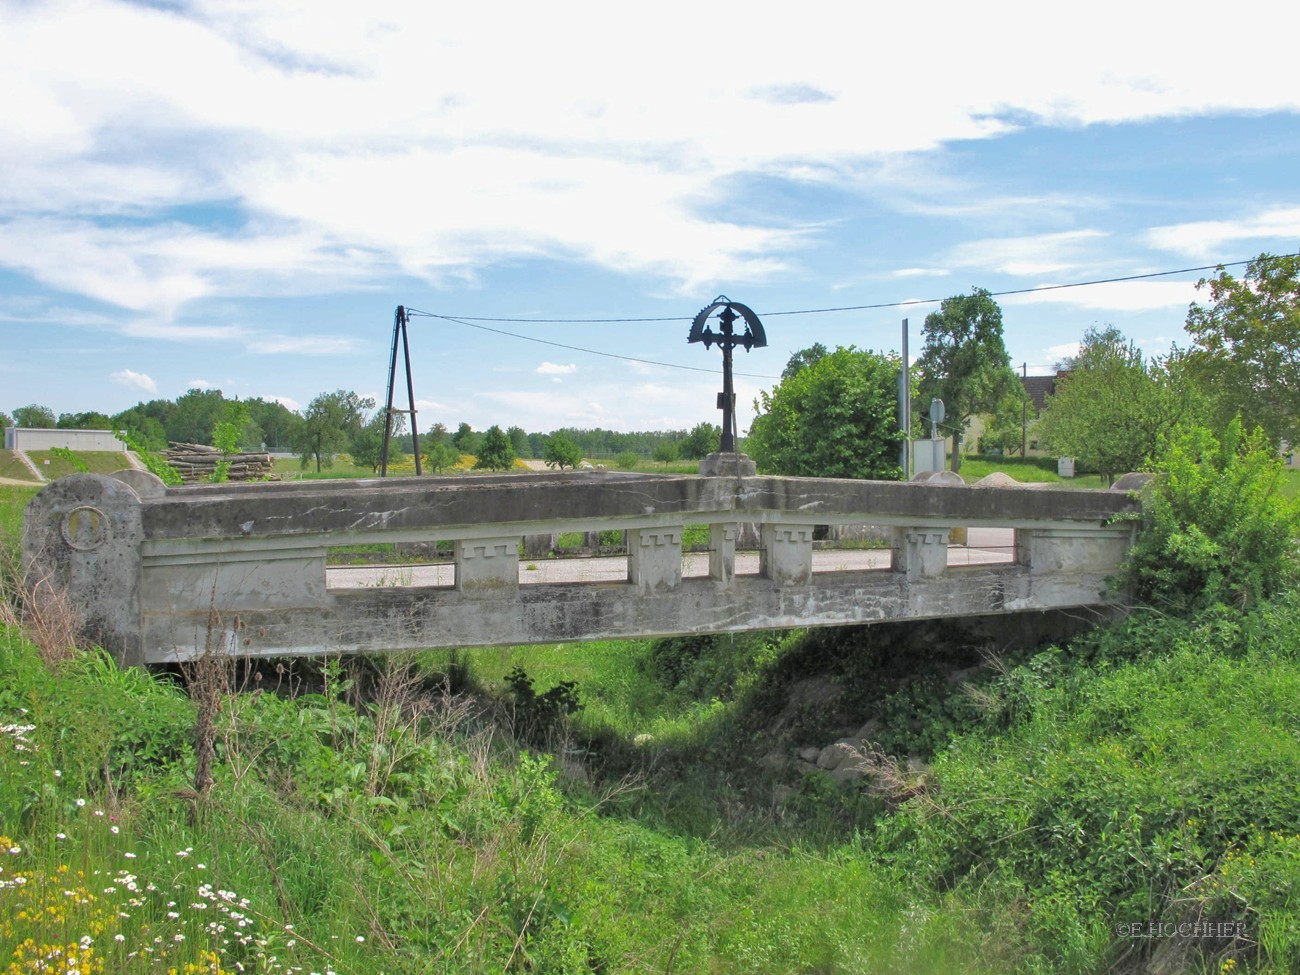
[404,252,1298,382]
[405,311,782,380]
[410,253,1296,325]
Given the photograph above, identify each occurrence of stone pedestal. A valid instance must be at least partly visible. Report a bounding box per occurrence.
[699,452,757,477]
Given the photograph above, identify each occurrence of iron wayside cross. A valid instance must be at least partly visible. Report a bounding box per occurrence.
[688,297,767,453]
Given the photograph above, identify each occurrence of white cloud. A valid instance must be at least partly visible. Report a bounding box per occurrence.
[1003,279,1202,312]
[111,369,158,394]
[537,362,577,376]
[1045,342,1080,364]
[890,267,950,279]
[186,379,214,389]
[5,0,1298,320]
[947,230,1110,277]
[1146,206,1300,259]
[266,395,301,412]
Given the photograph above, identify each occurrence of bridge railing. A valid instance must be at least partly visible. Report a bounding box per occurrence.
[23,470,1141,664]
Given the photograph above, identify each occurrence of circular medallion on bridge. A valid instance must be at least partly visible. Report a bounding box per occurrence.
[61,505,110,551]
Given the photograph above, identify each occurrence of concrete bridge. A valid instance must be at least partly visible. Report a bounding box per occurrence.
[23,469,1140,666]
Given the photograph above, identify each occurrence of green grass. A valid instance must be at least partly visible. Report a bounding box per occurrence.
[23,450,136,479]
[7,451,1300,972]
[0,485,39,543]
[0,451,40,482]
[1278,468,1300,499]
[958,455,1108,488]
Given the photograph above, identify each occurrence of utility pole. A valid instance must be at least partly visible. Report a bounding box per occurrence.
[899,318,910,476]
[1021,361,1027,458]
[380,306,422,477]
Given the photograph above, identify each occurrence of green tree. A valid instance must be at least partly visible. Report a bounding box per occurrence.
[245,397,302,451]
[679,422,722,460]
[0,411,12,430]
[208,400,250,482]
[507,425,531,459]
[916,289,1021,473]
[543,433,584,470]
[781,342,829,382]
[56,411,113,430]
[114,399,177,449]
[111,407,168,451]
[748,346,903,479]
[295,390,375,473]
[425,441,462,473]
[1184,252,1300,444]
[975,388,1033,456]
[474,424,516,471]
[452,422,480,457]
[169,387,226,445]
[652,440,680,463]
[349,414,403,474]
[13,404,56,428]
[1124,420,1300,614]
[1037,327,1195,484]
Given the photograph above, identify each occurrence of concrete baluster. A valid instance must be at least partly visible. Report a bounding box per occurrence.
[893,528,949,581]
[627,527,682,591]
[760,525,813,586]
[708,523,738,585]
[455,537,520,592]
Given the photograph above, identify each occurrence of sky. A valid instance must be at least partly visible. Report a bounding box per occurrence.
[3,0,1300,437]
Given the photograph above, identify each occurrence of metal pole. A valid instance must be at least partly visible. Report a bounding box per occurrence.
[401,310,422,476]
[900,318,910,476]
[380,306,402,477]
[1021,361,1027,459]
[720,336,736,452]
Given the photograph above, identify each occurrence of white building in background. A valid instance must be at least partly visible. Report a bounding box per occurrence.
[4,428,127,452]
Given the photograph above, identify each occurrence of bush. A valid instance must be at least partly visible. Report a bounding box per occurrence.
[1123,420,1300,614]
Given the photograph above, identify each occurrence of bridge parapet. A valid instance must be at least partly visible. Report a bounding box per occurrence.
[23,470,1140,665]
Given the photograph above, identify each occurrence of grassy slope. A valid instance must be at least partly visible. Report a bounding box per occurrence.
[22,450,136,479]
[5,482,1300,972]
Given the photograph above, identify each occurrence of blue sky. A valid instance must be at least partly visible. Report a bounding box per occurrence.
[3,0,1299,435]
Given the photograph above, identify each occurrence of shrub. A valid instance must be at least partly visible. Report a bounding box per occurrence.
[1123,420,1300,614]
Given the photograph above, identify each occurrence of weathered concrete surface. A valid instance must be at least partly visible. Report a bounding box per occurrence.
[23,470,1140,665]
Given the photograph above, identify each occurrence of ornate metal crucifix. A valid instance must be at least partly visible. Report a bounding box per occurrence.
[688,296,767,453]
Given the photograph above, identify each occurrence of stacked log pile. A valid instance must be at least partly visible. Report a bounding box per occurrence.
[164,443,275,483]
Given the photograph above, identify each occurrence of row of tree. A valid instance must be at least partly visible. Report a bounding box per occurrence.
[5,386,727,475]
[9,254,1295,482]
[745,252,1300,484]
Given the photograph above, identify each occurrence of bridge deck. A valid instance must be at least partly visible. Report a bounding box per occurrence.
[23,471,1139,664]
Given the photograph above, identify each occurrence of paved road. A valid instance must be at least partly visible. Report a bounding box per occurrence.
[329,528,1017,588]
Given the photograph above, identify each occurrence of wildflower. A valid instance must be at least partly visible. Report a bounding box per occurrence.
[114,935,125,943]
[56,833,66,840]
[76,799,86,807]
[124,852,136,859]
[356,936,365,943]
[54,769,61,777]
[110,826,119,834]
